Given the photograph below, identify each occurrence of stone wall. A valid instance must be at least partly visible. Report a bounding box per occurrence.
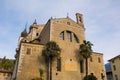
[17,43,46,80]
[89,53,106,80]
[109,56,120,80]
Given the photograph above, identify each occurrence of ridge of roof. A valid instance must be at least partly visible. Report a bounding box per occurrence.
[108,55,120,61]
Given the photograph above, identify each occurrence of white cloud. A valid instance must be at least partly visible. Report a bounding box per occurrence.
[0,0,120,63]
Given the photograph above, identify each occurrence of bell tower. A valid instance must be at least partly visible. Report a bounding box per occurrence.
[76,13,84,24]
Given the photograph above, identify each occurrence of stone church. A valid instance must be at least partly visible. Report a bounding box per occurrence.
[11,13,106,80]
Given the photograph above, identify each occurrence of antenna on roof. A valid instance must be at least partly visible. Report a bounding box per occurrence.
[33,19,37,25]
[67,13,69,18]
[51,16,53,19]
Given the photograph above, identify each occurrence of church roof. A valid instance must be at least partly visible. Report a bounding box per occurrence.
[108,55,120,61]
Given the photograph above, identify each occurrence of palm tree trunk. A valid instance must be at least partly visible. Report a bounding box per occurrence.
[50,57,52,80]
[85,58,88,76]
[47,58,50,80]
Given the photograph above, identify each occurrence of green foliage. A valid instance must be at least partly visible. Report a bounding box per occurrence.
[84,74,97,80]
[0,56,14,70]
[79,40,93,76]
[79,40,93,58]
[42,41,61,59]
[42,41,61,80]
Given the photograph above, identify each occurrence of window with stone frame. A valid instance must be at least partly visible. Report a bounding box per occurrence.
[113,65,116,71]
[59,31,64,40]
[59,30,79,43]
[90,56,93,62]
[74,34,79,43]
[115,74,118,80]
[36,33,39,36]
[57,57,61,71]
[101,73,105,79]
[66,31,72,42]
[98,57,101,63]
[80,60,84,73]
[26,48,31,55]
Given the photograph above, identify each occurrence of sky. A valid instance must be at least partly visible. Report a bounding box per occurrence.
[0,0,120,63]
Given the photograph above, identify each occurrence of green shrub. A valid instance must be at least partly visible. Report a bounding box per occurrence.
[84,73,97,80]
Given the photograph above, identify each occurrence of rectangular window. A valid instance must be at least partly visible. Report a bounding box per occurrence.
[66,31,72,42]
[26,48,31,55]
[101,73,105,79]
[113,65,116,71]
[80,60,84,73]
[115,75,118,80]
[57,57,61,71]
[98,57,101,63]
[90,57,93,62]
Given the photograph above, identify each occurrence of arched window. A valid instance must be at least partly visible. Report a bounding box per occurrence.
[66,31,72,42]
[74,34,79,43]
[59,30,79,43]
[26,48,32,55]
[36,33,39,36]
[59,31,64,40]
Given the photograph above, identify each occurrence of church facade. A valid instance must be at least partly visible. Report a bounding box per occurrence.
[11,13,106,80]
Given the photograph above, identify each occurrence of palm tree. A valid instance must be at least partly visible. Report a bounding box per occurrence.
[79,40,93,77]
[42,41,61,80]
